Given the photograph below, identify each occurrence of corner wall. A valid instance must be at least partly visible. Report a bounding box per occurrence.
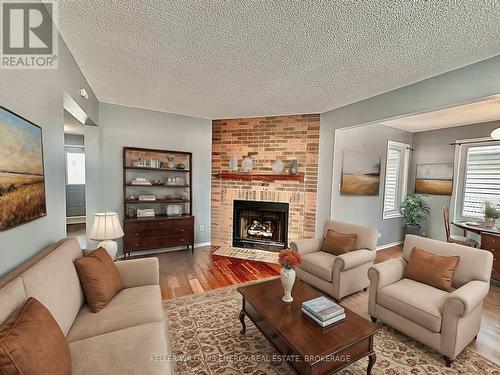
[331,124,413,246]
[0,32,98,276]
[98,103,212,252]
[411,120,500,241]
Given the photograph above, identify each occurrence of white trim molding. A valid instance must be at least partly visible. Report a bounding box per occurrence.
[376,241,403,251]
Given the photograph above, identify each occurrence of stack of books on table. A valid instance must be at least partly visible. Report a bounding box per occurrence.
[131,178,152,186]
[137,208,155,218]
[302,296,346,327]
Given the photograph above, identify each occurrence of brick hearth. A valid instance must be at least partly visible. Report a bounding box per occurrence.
[211,114,320,247]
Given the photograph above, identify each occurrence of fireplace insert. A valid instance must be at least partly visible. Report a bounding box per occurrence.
[232,200,289,251]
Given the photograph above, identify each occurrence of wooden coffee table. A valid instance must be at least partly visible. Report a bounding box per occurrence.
[237,279,380,374]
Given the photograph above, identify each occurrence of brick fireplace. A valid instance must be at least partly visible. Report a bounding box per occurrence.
[211,114,320,249]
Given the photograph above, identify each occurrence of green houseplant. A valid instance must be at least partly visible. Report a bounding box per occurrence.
[401,194,430,236]
[484,201,499,228]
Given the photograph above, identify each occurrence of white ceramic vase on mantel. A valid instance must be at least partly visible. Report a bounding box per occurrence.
[280,267,296,303]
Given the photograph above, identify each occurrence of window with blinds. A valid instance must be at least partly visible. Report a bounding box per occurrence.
[383,141,410,219]
[462,144,500,219]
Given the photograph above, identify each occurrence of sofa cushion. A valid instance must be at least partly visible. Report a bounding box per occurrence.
[404,247,460,292]
[378,278,448,333]
[67,285,163,342]
[300,252,336,282]
[21,238,84,336]
[69,322,170,375]
[74,248,124,313]
[0,298,71,375]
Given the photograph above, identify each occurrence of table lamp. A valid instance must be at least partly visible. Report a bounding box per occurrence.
[89,212,124,259]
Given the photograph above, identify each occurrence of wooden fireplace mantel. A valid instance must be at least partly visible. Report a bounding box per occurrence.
[217,172,304,182]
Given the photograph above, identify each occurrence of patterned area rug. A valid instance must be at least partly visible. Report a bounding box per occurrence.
[212,245,279,264]
[163,284,500,375]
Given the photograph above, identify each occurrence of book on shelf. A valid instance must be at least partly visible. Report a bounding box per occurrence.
[138,195,156,201]
[302,308,345,327]
[302,296,345,322]
[137,208,155,218]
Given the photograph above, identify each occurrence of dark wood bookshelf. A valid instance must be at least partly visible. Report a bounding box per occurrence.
[123,147,194,257]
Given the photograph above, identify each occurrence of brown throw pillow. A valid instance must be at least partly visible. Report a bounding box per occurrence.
[74,247,124,313]
[404,247,460,292]
[0,297,71,375]
[322,229,358,255]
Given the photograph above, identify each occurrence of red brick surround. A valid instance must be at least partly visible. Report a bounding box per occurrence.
[211,114,320,247]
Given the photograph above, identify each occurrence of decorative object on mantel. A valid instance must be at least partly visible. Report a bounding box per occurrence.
[176,163,185,170]
[272,160,284,175]
[290,159,298,176]
[242,156,253,172]
[88,212,124,259]
[167,204,183,217]
[167,155,175,169]
[217,172,304,182]
[278,249,302,302]
[229,155,238,172]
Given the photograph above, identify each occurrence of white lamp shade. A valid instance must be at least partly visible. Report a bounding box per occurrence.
[491,128,500,140]
[89,212,124,241]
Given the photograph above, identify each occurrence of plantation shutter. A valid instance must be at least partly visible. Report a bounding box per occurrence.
[383,148,400,215]
[462,144,500,219]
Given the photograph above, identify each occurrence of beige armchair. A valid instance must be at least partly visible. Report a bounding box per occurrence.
[290,220,378,300]
[368,235,493,367]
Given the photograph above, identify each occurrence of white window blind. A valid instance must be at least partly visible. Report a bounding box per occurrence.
[462,144,500,219]
[383,141,410,219]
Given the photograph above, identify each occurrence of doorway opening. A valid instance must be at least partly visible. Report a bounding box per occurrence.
[64,110,87,247]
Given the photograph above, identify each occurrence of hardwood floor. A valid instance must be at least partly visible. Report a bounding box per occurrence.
[148,245,500,365]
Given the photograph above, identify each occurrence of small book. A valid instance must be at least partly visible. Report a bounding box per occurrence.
[138,195,156,201]
[302,308,346,327]
[302,296,344,322]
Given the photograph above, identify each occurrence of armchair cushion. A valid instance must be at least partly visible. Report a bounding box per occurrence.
[368,258,407,291]
[404,247,460,292]
[322,229,358,255]
[378,278,449,332]
[444,280,490,317]
[300,252,336,282]
[334,250,375,272]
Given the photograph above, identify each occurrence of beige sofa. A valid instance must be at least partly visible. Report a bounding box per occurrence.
[368,235,493,366]
[291,220,378,300]
[0,238,171,375]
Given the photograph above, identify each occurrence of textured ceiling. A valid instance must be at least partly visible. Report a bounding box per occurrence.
[380,95,500,132]
[58,1,500,119]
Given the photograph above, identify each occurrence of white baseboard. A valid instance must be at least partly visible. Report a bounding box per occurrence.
[376,241,403,251]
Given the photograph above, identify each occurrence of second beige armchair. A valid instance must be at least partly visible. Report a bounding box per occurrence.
[290,220,378,300]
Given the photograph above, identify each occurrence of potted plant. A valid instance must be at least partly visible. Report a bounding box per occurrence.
[401,194,430,236]
[484,201,499,228]
[278,249,302,303]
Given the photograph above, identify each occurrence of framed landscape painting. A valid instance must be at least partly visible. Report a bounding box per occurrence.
[0,107,46,230]
[415,163,453,195]
[341,150,381,195]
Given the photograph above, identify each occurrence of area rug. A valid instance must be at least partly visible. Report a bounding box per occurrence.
[163,284,500,375]
[212,245,279,264]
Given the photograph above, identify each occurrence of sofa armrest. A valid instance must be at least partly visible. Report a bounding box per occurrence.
[367,258,406,291]
[444,280,490,317]
[334,249,375,272]
[115,257,160,288]
[290,238,323,256]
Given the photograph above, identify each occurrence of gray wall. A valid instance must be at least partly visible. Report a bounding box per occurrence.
[331,124,413,246]
[317,55,500,236]
[411,120,500,241]
[0,33,98,276]
[98,103,212,253]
